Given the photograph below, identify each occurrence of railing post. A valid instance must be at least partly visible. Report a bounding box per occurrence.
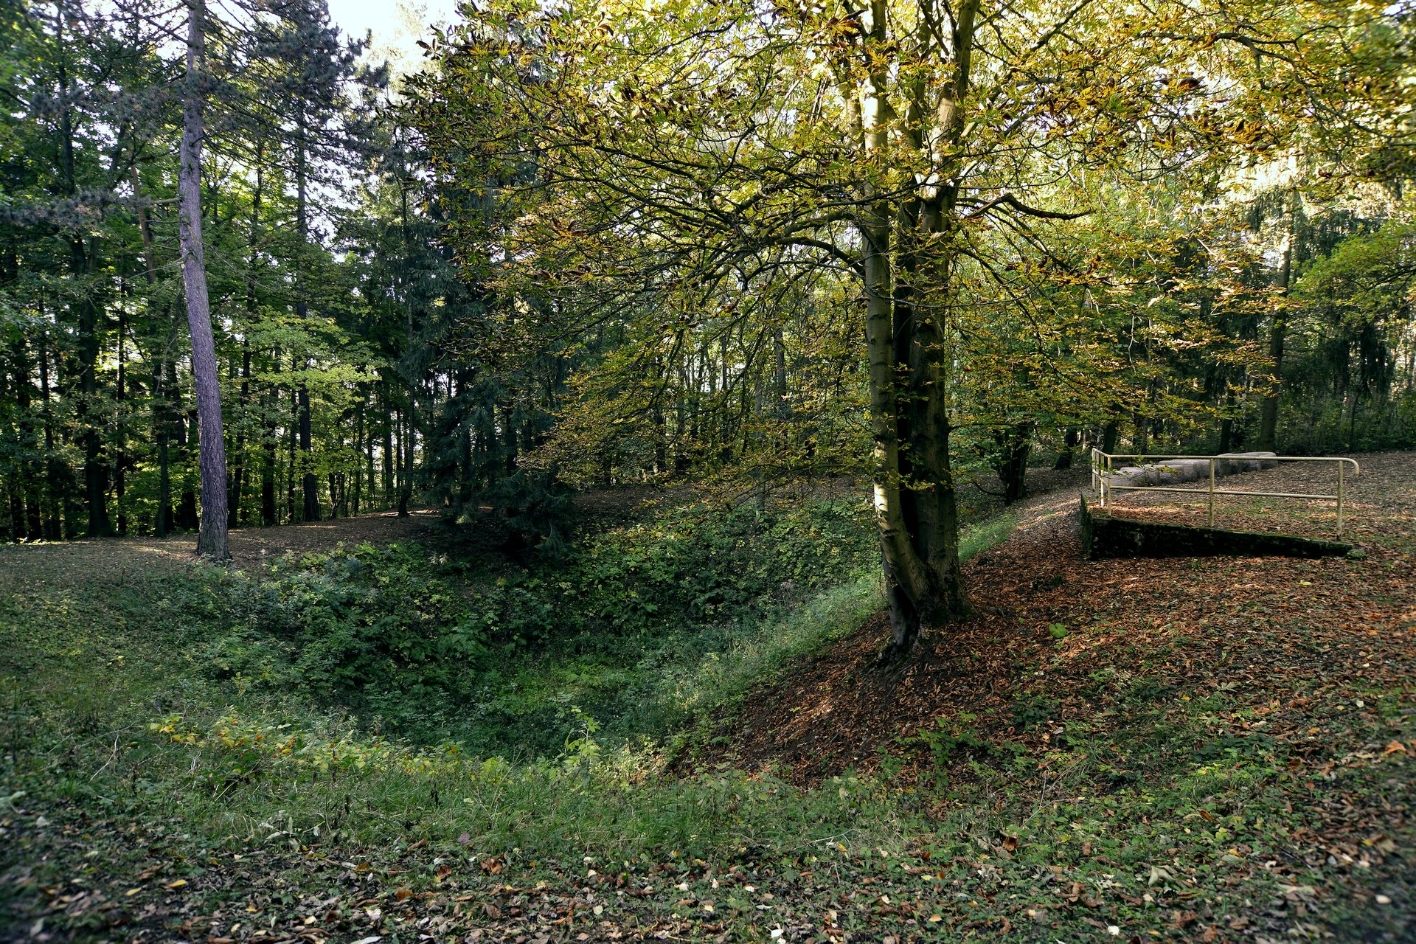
[1337,460,1345,540]
[1207,458,1215,528]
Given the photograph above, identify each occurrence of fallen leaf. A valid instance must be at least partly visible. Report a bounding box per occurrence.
[165,879,188,890]
[394,888,412,902]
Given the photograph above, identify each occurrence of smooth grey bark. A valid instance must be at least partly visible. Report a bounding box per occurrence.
[855,0,977,659]
[178,0,229,560]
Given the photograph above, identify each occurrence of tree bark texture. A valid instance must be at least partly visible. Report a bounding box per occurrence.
[856,0,977,658]
[178,0,229,560]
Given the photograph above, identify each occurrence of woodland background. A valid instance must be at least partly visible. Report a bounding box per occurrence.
[0,0,1413,551]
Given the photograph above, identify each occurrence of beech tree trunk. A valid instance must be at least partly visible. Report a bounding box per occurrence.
[178,0,229,560]
[857,0,977,659]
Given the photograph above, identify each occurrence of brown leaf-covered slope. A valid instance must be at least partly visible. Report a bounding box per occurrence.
[695,452,1415,786]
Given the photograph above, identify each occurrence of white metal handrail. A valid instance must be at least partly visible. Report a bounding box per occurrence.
[1090,449,1360,540]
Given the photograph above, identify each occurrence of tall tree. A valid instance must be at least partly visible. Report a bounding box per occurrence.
[411,0,1296,654]
[177,0,228,559]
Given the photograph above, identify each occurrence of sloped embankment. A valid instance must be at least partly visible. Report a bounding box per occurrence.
[699,453,1414,785]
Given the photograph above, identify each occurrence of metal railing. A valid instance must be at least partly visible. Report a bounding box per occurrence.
[1091,449,1360,540]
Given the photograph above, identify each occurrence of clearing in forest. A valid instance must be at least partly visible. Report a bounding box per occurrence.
[1,454,1413,944]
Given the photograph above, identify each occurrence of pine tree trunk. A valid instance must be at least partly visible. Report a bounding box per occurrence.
[382,401,394,506]
[232,153,262,528]
[295,118,320,523]
[352,399,364,516]
[231,341,250,526]
[398,402,413,517]
[178,0,229,560]
[132,166,175,537]
[37,327,61,540]
[287,389,298,522]
[116,300,128,535]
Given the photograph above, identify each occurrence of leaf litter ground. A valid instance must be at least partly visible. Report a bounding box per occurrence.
[1,454,1412,944]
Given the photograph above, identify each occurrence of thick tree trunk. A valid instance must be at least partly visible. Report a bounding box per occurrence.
[856,0,977,659]
[178,0,229,560]
[1101,420,1119,454]
[861,209,969,658]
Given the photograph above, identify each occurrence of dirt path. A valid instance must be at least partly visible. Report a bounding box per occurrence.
[0,511,446,589]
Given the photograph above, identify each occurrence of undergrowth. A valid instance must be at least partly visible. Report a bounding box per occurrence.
[195,497,885,756]
[4,487,1408,943]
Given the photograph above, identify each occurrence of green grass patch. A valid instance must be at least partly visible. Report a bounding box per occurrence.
[4,497,1410,944]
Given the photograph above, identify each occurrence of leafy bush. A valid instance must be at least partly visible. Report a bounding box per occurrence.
[209,543,485,707]
[197,498,879,755]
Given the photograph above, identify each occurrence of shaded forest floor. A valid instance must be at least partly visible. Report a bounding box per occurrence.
[0,463,1085,579]
[1,454,1412,944]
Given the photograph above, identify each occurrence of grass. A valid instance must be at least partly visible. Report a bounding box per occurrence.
[2,486,1411,943]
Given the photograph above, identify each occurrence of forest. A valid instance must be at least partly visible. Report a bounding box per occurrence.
[1,0,1414,942]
